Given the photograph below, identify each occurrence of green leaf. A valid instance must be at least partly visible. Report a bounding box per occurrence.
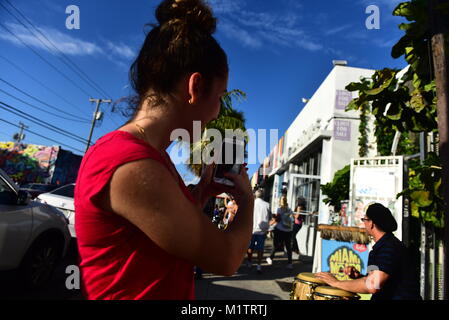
[365,70,397,95]
[410,191,433,207]
[392,35,411,58]
[410,89,427,113]
[393,2,412,18]
[386,103,403,120]
[410,203,421,218]
[346,82,366,92]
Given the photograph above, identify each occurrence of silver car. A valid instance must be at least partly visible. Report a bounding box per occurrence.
[0,169,71,289]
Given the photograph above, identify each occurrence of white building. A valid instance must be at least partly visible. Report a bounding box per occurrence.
[259,64,376,256]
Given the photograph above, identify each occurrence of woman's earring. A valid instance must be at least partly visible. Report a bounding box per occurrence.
[188,98,193,105]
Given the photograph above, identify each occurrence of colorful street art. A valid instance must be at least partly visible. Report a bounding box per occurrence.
[0,141,81,185]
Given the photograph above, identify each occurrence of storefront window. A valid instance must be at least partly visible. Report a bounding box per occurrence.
[289,147,322,214]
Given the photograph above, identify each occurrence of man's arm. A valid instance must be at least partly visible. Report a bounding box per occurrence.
[316,270,390,294]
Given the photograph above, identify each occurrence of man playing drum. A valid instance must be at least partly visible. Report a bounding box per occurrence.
[316,203,421,300]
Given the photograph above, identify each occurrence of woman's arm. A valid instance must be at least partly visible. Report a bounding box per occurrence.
[99,158,254,276]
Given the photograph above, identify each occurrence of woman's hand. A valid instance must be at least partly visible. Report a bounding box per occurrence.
[190,163,252,208]
[222,164,253,205]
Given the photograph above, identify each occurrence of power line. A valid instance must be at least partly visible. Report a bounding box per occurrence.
[0,118,84,153]
[0,100,88,144]
[0,5,121,129]
[0,88,91,124]
[0,78,91,122]
[1,0,113,100]
[1,1,122,129]
[0,21,93,98]
[0,53,90,116]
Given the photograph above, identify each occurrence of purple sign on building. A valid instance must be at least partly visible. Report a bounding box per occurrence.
[334,120,351,141]
[335,90,353,110]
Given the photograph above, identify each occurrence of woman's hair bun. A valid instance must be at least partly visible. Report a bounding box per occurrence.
[156,0,217,34]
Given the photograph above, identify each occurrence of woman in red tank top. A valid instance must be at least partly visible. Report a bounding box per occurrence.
[74,0,254,300]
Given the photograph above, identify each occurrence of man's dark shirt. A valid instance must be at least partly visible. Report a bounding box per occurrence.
[368,232,421,300]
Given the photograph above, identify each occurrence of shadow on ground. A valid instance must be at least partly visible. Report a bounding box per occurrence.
[195,238,314,300]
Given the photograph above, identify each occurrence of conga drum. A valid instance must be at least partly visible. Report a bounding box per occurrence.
[313,286,360,300]
[290,272,326,300]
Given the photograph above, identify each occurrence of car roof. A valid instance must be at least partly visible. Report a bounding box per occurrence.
[0,168,19,194]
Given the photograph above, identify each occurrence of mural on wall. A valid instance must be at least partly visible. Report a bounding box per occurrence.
[0,141,81,185]
[0,141,59,184]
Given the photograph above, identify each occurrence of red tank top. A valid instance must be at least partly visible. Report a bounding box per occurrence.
[74,130,196,300]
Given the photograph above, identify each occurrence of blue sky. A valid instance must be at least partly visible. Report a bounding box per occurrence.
[0,0,407,184]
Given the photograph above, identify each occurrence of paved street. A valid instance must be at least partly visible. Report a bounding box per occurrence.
[196,237,313,300]
[0,237,312,300]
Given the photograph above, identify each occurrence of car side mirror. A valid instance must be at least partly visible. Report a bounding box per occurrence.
[17,190,31,206]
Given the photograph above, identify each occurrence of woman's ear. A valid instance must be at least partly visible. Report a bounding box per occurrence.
[188,72,202,104]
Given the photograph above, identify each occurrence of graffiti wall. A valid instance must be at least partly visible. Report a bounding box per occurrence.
[0,141,81,185]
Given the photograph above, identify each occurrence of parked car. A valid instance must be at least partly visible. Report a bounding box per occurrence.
[36,184,75,238]
[20,183,59,199]
[0,168,71,289]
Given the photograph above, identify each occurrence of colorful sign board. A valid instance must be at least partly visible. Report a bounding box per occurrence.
[321,239,370,281]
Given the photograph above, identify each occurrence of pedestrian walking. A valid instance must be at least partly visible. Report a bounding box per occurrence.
[74,0,254,300]
[266,195,294,269]
[246,189,271,273]
[292,198,305,255]
[316,203,421,300]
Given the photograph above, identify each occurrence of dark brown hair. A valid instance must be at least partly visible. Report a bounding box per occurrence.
[125,0,228,117]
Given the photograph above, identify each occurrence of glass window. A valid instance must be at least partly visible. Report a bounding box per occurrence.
[51,184,75,198]
[0,177,12,193]
[289,146,322,214]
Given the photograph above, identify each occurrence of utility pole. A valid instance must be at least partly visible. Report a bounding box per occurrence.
[85,98,111,153]
[13,122,28,144]
[430,0,449,300]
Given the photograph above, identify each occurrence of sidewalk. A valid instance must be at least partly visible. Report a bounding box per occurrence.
[195,237,313,300]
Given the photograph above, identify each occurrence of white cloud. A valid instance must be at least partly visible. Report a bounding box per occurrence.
[325,24,353,36]
[105,41,136,60]
[0,22,103,56]
[207,0,242,14]
[211,2,325,52]
[0,21,137,71]
[219,19,263,49]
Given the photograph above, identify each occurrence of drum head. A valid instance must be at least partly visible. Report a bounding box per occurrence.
[314,286,359,299]
[296,272,326,284]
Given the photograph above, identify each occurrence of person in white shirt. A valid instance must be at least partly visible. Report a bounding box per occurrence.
[246,189,271,273]
[267,195,294,269]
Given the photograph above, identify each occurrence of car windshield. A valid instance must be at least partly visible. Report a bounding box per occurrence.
[50,184,74,198]
[22,184,45,191]
[0,177,12,193]
[31,184,54,192]
[0,169,18,193]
